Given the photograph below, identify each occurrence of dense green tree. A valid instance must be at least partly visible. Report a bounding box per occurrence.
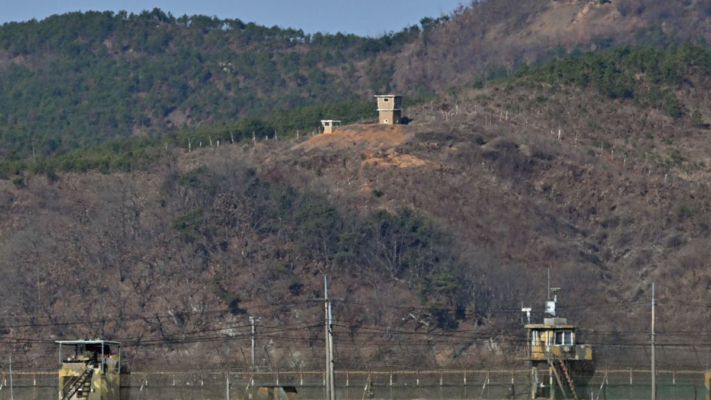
[515,45,711,118]
[0,9,428,160]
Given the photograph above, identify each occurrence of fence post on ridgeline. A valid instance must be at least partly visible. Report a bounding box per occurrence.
[629,368,633,400]
[511,369,516,399]
[705,370,710,400]
[390,371,393,400]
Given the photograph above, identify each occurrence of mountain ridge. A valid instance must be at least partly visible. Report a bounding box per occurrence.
[4,0,711,160]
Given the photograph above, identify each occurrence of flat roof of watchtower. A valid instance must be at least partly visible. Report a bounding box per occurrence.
[525,324,576,329]
[375,95,400,98]
[56,340,121,346]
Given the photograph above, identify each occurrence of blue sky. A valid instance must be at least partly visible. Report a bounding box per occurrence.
[0,0,467,36]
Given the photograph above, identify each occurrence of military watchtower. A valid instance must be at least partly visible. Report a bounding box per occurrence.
[524,279,594,399]
[375,95,402,124]
[57,340,121,400]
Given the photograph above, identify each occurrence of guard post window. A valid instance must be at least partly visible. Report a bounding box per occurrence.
[554,330,573,345]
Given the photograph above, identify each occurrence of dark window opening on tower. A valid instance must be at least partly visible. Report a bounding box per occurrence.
[554,330,573,346]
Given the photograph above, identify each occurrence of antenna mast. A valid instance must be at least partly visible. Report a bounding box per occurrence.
[545,269,560,317]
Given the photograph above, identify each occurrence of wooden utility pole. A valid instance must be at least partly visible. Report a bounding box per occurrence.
[9,353,14,400]
[314,276,337,400]
[651,283,656,400]
[225,373,230,400]
[324,276,335,400]
[249,316,260,371]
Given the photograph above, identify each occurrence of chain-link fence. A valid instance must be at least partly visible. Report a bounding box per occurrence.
[0,369,706,400]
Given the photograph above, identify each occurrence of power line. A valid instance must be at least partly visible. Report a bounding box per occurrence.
[0,299,314,330]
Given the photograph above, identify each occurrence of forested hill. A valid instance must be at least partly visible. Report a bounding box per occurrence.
[0,9,424,158]
[4,0,711,159]
[6,1,711,371]
[6,43,711,368]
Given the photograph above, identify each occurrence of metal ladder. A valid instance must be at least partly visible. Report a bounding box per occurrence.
[62,366,93,400]
[557,359,578,400]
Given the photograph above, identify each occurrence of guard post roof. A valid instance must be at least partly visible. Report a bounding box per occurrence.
[56,340,121,346]
[524,324,577,329]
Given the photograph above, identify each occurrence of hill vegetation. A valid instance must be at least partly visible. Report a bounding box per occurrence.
[512,44,711,119]
[5,41,711,367]
[4,0,711,371]
[0,9,425,159]
[5,0,711,163]
[3,43,711,180]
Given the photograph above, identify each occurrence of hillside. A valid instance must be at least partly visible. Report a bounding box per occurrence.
[0,9,419,159]
[4,0,711,161]
[5,0,711,372]
[394,0,711,91]
[4,44,711,370]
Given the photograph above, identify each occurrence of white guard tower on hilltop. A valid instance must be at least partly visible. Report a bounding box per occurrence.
[375,95,402,124]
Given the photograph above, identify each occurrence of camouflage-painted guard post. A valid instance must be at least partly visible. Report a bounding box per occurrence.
[57,340,121,400]
[524,284,594,400]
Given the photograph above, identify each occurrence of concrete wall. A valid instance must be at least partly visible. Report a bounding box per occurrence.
[376,97,401,111]
[378,110,401,124]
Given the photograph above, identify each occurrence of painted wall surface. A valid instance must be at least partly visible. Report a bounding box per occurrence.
[58,356,120,400]
[376,98,401,111]
[378,110,402,124]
